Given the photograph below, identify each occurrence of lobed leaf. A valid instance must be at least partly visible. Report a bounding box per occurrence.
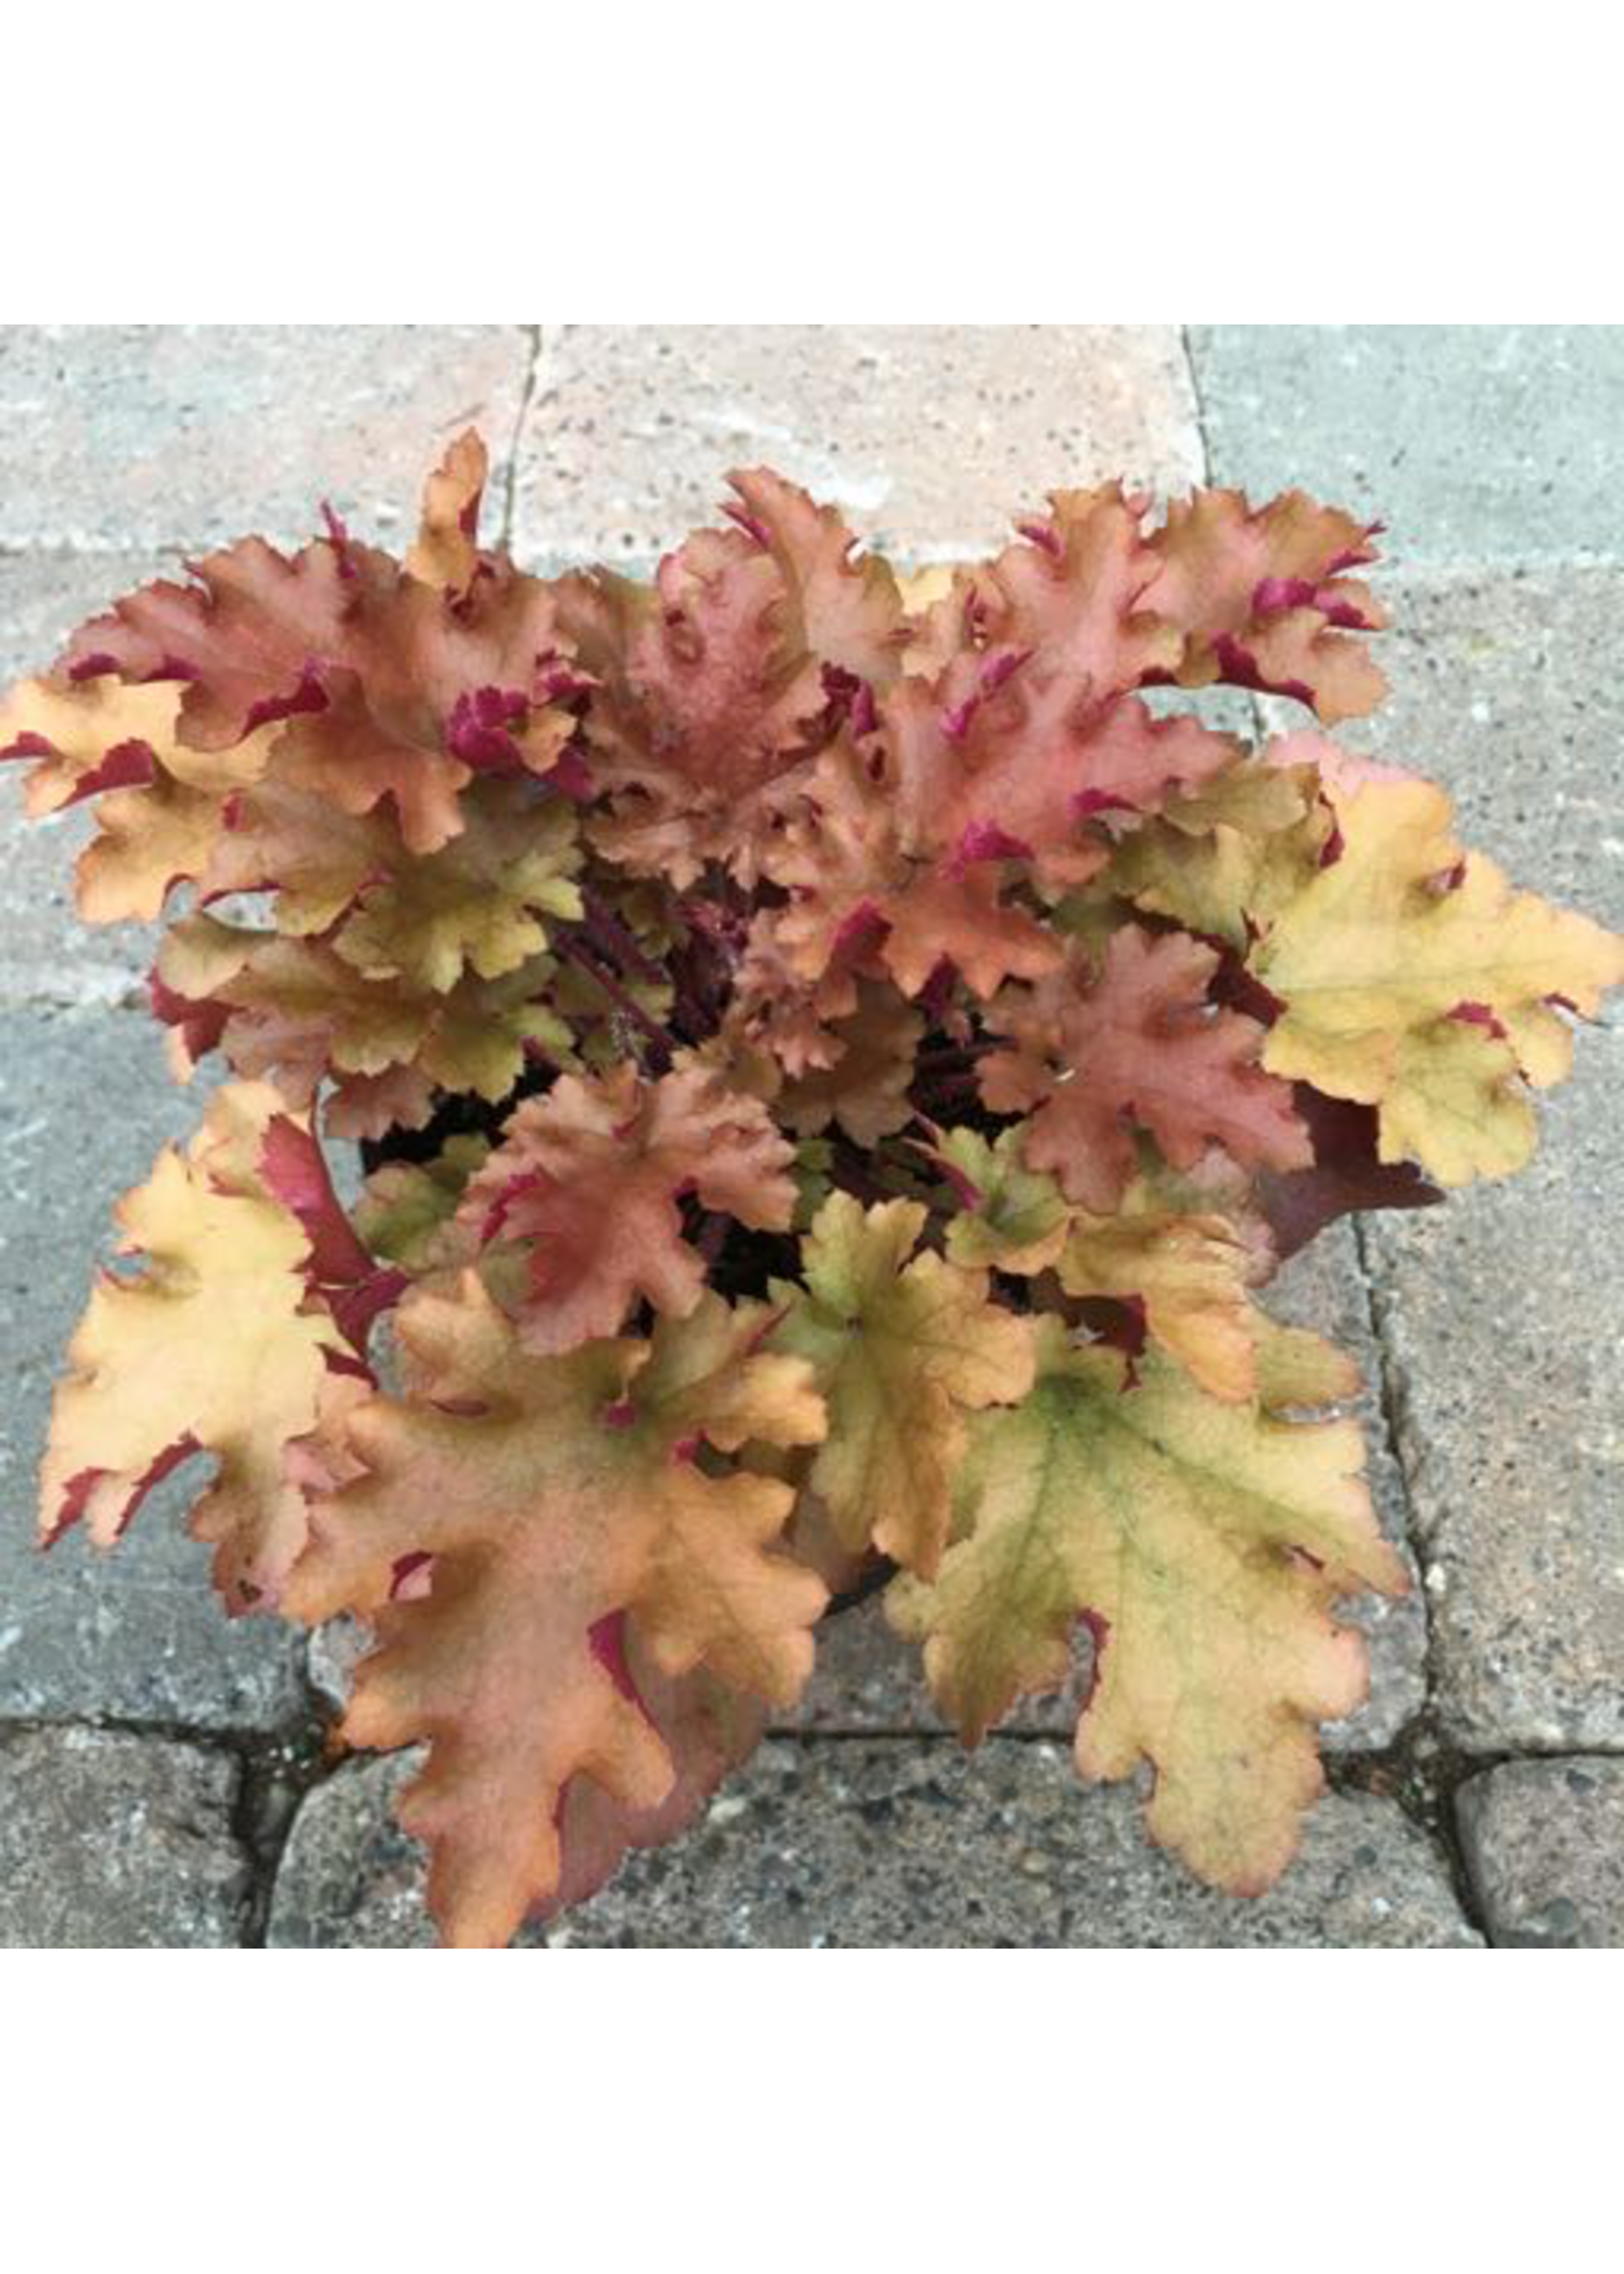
[1255,776,1624,1184]
[982,925,1311,1210]
[892,1318,1406,1895]
[39,1083,354,1610]
[769,1195,1035,1577]
[284,1281,825,1947]
[460,1059,797,1351]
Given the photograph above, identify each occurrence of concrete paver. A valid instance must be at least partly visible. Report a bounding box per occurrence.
[268,1739,1479,1950]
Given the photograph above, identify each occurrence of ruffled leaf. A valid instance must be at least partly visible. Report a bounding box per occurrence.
[1144,489,1387,724]
[982,925,1311,1210]
[40,1083,352,1609]
[891,1318,1406,1895]
[1255,776,1624,1183]
[65,531,581,855]
[769,1194,1034,1578]
[460,1059,796,1352]
[284,1280,825,1947]
[406,430,489,598]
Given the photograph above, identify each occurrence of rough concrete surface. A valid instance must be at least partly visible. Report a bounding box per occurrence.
[0,1724,249,1947]
[1456,1758,1624,1948]
[0,323,1619,1946]
[268,1740,1479,1951]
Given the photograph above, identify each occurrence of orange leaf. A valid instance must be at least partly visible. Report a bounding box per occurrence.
[284,1281,825,1946]
[406,430,489,598]
[1144,489,1387,724]
[982,926,1310,1210]
[40,1082,349,1610]
[461,1058,797,1351]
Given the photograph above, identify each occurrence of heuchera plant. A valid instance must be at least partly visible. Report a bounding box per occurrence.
[4,434,1620,1947]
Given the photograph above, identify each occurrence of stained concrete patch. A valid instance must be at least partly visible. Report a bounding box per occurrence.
[0,325,533,554]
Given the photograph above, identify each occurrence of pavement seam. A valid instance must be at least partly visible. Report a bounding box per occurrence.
[1179,325,1214,484]
[1344,1209,1501,1938]
[497,323,548,550]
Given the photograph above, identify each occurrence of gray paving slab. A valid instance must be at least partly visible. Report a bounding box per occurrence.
[512,325,1204,570]
[0,1723,249,1946]
[1189,326,1624,562]
[266,1739,1479,1949]
[0,324,532,554]
[1456,1757,1624,1947]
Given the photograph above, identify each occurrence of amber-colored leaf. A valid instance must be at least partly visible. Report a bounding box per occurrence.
[1254,776,1624,1184]
[541,1616,768,1925]
[891,1318,1405,1895]
[1144,489,1387,724]
[976,486,1182,693]
[0,674,271,812]
[77,772,231,922]
[881,658,1238,900]
[284,1280,825,1946]
[460,1059,797,1352]
[65,527,581,855]
[406,430,489,597]
[200,773,395,935]
[577,528,826,885]
[1056,1190,1258,1402]
[725,467,907,684]
[777,982,924,1146]
[769,1195,1034,1577]
[717,914,860,1079]
[40,1083,347,1609]
[766,738,1060,1001]
[1,674,277,920]
[982,925,1310,1210]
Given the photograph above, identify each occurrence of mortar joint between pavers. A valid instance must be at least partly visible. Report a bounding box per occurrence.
[498,323,548,551]
[1179,325,1216,488]
[1351,1209,1431,1564]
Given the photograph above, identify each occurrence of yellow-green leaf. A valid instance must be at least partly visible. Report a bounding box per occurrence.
[334,784,583,992]
[934,1126,1071,1274]
[892,1318,1405,1895]
[1255,778,1624,1184]
[769,1194,1034,1577]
